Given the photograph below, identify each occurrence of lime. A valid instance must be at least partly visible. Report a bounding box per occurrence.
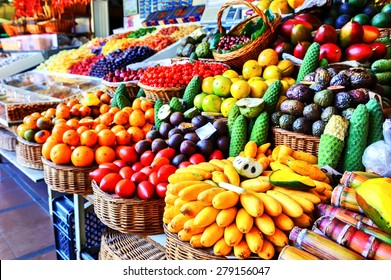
[212,76,232,97]
[194,93,208,110]
[202,76,215,94]
[263,65,282,80]
[221,97,238,117]
[24,129,38,142]
[230,80,251,99]
[202,95,223,113]
[242,60,263,79]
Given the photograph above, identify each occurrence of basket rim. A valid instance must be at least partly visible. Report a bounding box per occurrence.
[137,82,186,91]
[41,156,98,171]
[271,127,320,142]
[92,179,164,205]
[101,79,139,87]
[16,136,43,147]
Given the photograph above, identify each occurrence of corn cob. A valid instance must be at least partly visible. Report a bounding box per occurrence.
[318,115,349,169]
[341,104,369,171]
[365,98,384,145]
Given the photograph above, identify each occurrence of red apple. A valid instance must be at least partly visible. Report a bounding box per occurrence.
[314,24,338,45]
[339,21,364,49]
[319,43,342,63]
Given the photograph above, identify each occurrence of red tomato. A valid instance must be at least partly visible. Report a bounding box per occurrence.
[131,162,144,172]
[154,147,176,161]
[99,162,120,173]
[100,173,123,193]
[178,161,192,168]
[131,171,149,184]
[148,171,159,186]
[189,153,206,165]
[113,159,127,169]
[151,157,170,171]
[140,166,153,176]
[117,146,138,163]
[89,168,112,184]
[140,150,155,167]
[209,150,224,160]
[155,182,168,198]
[137,181,155,200]
[157,164,177,182]
[119,166,135,179]
[115,179,136,198]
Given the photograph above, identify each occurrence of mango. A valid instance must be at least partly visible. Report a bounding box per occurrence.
[356,178,391,235]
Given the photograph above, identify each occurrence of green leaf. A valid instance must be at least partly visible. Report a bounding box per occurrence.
[251,21,265,41]
[264,9,275,23]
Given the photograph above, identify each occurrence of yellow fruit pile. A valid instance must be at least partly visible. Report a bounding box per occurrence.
[163,143,332,259]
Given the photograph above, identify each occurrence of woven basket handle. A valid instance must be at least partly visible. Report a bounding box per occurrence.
[216,0,274,34]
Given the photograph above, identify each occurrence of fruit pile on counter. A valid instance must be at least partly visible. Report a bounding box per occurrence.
[7,0,391,260]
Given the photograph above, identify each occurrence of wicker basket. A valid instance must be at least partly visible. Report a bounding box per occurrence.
[164,224,227,260]
[26,18,46,34]
[137,82,185,103]
[271,127,320,156]
[92,180,165,235]
[99,228,166,260]
[42,157,96,194]
[39,18,73,34]
[0,129,17,151]
[15,137,43,170]
[101,80,139,99]
[212,0,281,69]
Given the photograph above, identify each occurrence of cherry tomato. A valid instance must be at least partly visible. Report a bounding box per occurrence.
[151,157,170,171]
[155,182,168,198]
[89,168,112,184]
[113,159,128,169]
[117,146,138,164]
[131,162,144,172]
[100,173,123,193]
[157,164,177,182]
[148,171,159,186]
[209,150,224,160]
[137,181,155,200]
[99,163,120,173]
[131,171,149,185]
[178,161,192,169]
[115,179,136,198]
[119,166,135,179]
[140,166,153,177]
[189,153,206,165]
[140,150,155,167]
[155,147,176,161]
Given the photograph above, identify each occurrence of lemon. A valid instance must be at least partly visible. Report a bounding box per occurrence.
[194,93,208,110]
[202,76,215,94]
[248,79,268,98]
[17,124,30,138]
[282,76,296,87]
[223,69,239,79]
[242,60,263,79]
[263,65,282,80]
[277,60,295,77]
[287,0,305,9]
[265,78,280,86]
[230,80,251,99]
[221,97,238,117]
[202,95,223,113]
[257,0,272,10]
[269,0,293,14]
[280,80,290,95]
[258,48,279,67]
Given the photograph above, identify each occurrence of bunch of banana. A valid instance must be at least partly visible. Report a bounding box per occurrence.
[163,149,333,260]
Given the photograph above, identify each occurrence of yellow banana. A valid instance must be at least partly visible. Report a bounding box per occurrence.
[289,194,315,214]
[253,192,282,217]
[211,171,229,184]
[240,192,264,218]
[180,201,206,218]
[264,227,289,247]
[266,190,304,218]
[291,213,313,228]
[224,222,243,246]
[272,213,294,231]
[183,218,206,235]
[223,164,241,186]
[216,207,237,227]
[245,226,264,254]
[254,213,275,236]
[240,176,271,193]
[213,238,232,257]
[193,206,221,228]
[257,239,275,260]
[271,186,321,204]
[197,187,225,206]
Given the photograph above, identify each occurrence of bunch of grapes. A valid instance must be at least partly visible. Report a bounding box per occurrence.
[217,35,251,51]
[89,46,155,78]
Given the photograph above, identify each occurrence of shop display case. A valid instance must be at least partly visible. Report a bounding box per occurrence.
[0,52,45,79]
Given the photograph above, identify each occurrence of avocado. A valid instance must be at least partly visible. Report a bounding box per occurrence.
[182,43,196,57]
[327,68,339,78]
[292,117,312,135]
[349,69,373,89]
[286,84,313,103]
[330,72,350,87]
[279,99,305,117]
[182,36,196,47]
[303,103,322,121]
[321,106,340,122]
[335,14,352,29]
[342,108,355,121]
[315,68,332,87]
[176,45,184,57]
[279,114,297,131]
[312,120,327,137]
[309,83,327,92]
[271,111,284,127]
[371,13,391,28]
[314,89,334,108]
[339,3,357,16]
[303,72,316,82]
[334,92,353,110]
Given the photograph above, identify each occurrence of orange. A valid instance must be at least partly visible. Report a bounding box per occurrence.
[140,98,154,112]
[115,130,131,145]
[71,146,95,167]
[53,118,67,125]
[66,98,79,109]
[70,104,81,117]
[95,146,116,165]
[122,106,133,115]
[129,109,146,127]
[79,106,92,117]
[34,130,51,144]
[65,118,80,130]
[142,122,153,135]
[144,108,154,124]
[51,123,70,142]
[41,138,59,160]
[56,105,71,119]
[24,115,38,130]
[100,112,114,126]
[62,129,80,146]
[50,143,72,165]
[113,110,130,125]
[99,104,110,114]
[132,98,142,110]
[108,107,120,114]
[94,123,108,133]
[100,93,111,104]
[80,129,98,147]
[31,112,42,119]
[127,126,144,144]
[111,125,125,134]
[45,108,57,119]
[97,129,116,146]
[77,125,89,135]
